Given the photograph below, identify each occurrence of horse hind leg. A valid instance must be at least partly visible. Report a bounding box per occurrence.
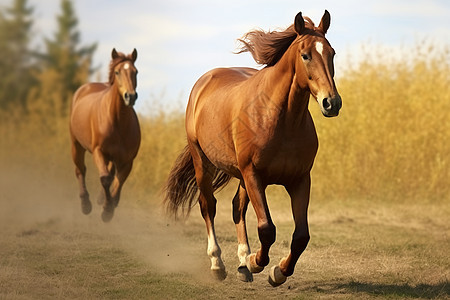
[190,142,226,280]
[71,140,91,215]
[232,182,253,282]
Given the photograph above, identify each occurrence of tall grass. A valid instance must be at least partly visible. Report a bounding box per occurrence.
[310,42,450,203]
[1,42,449,204]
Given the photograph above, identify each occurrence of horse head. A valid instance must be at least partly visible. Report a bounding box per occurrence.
[111,48,138,107]
[293,11,342,117]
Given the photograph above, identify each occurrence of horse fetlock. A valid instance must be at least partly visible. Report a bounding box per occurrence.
[207,239,222,259]
[237,243,250,265]
[80,192,90,202]
[210,255,225,271]
[207,246,221,259]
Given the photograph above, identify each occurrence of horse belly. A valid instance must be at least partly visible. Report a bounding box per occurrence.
[198,127,241,177]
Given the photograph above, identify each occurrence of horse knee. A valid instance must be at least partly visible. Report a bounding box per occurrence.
[100,175,113,189]
[258,222,276,247]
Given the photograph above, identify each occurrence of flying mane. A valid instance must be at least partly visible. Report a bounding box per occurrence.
[237,17,318,66]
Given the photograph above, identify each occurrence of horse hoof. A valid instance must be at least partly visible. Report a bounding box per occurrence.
[81,200,92,215]
[101,208,114,222]
[211,268,227,281]
[237,266,253,282]
[268,265,287,287]
[246,253,264,273]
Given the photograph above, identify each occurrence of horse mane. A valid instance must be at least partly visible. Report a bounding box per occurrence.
[237,17,316,66]
[108,51,134,84]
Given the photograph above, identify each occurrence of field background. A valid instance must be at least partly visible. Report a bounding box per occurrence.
[1,45,449,299]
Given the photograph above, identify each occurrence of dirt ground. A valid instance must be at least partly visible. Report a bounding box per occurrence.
[0,161,448,299]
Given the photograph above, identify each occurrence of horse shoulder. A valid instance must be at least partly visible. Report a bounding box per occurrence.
[73,83,108,104]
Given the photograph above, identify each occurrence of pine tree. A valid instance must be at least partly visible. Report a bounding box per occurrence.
[0,0,35,110]
[34,0,96,116]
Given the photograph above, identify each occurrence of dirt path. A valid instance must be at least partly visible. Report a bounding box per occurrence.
[0,163,448,299]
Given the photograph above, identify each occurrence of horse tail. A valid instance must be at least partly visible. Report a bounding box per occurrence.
[164,145,232,218]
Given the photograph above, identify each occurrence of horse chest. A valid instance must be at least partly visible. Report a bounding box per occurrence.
[254,129,319,183]
[98,120,140,161]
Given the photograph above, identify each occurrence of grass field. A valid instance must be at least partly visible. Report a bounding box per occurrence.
[0,43,449,299]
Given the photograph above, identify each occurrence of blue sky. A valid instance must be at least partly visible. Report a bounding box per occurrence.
[3,0,450,111]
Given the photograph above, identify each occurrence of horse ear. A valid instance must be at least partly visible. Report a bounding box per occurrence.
[131,48,137,62]
[112,48,119,59]
[294,12,305,34]
[318,10,331,34]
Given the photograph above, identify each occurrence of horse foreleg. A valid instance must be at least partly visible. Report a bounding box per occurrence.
[97,162,115,205]
[242,167,275,274]
[93,148,114,222]
[232,182,253,282]
[110,161,133,208]
[269,174,311,287]
[71,141,91,214]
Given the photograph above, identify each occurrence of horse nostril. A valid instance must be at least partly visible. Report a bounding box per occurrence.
[322,98,331,110]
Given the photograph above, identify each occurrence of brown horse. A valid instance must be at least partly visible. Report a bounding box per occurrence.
[164,11,342,286]
[70,49,140,222]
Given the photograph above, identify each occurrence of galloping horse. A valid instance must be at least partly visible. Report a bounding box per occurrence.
[164,11,342,286]
[70,49,140,222]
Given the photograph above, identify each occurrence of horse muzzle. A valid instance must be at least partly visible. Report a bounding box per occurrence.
[123,92,138,107]
[320,95,342,117]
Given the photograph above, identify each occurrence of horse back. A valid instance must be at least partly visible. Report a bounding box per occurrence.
[186,67,257,133]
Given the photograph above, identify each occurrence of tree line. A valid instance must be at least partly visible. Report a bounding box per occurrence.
[0,0,96,117]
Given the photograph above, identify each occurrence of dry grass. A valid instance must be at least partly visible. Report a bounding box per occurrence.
[310,42,450,203]
[0,42,449,298]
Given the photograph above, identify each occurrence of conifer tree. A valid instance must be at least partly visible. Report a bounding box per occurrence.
[0,0,35,110]
[34,0,96,116]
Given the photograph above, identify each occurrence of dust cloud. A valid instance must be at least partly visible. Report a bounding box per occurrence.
[0,159,207,278]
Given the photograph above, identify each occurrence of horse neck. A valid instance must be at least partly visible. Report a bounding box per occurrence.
[104,81,132,123]
[262,43,311,127]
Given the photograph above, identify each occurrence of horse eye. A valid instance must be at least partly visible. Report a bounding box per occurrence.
[302,54,310,60]
[115,70,119,75]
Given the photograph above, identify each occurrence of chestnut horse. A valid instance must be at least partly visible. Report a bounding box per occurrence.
[70,49,140,222]
[165,11,342,286]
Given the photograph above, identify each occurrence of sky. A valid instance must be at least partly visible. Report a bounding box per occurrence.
[3,0,450,112]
